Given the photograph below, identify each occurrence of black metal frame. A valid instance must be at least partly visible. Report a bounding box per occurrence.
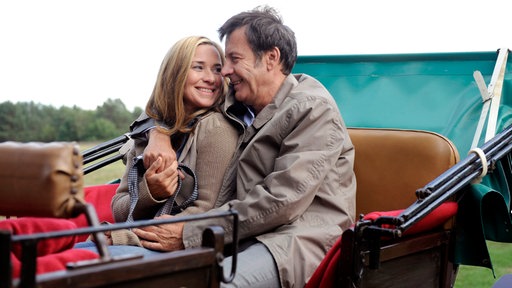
[82,133,131,175]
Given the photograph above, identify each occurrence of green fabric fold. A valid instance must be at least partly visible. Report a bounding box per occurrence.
[454,158,512,274]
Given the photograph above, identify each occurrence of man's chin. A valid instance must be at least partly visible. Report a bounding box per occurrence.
[234,92,245,102]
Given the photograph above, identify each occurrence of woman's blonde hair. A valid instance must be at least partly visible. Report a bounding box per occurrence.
[145,36,227,137]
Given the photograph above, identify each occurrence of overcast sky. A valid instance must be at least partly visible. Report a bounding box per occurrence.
[1,0,510,111]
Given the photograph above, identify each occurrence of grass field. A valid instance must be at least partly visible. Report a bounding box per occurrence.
[455,241,512,288]
[454,241,512,287]
[79,142,512,287]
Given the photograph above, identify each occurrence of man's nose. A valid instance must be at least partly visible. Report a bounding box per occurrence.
[221,63,233,77]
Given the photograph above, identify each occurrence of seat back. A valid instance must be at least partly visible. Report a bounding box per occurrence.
[348,128,460,217]
[306,128,461,288]
[338,128,460,288]
[0,142,84,218]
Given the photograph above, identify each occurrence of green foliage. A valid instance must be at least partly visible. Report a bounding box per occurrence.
[85,118,119,140]
[0,98,141,142]
[96,98,134,131]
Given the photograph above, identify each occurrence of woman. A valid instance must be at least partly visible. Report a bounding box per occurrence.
[106,36,239,246]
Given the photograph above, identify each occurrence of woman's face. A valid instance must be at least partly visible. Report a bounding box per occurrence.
[183,44,223,113]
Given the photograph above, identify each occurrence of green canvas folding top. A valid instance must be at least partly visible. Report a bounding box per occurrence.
[293,49,512,272]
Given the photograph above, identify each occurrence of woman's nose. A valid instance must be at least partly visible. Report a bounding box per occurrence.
[203,69,216,83]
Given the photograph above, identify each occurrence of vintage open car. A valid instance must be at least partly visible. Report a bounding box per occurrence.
[0,48,511,288]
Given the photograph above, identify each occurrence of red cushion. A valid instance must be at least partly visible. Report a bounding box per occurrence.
[0,218,100,279]
[2,184,118,278]
[362,201,458,236]
[72,183,118,226]
[11,249,99,279]
[84,183,118,224]
[70,184,118,242]
[305,202,458,288]
[10,252,21,279]
[0,217,79,259]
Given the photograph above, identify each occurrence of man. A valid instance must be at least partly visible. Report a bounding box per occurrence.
[131,6,356,287]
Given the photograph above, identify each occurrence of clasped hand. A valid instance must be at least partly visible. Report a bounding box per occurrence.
[143,129,184,200]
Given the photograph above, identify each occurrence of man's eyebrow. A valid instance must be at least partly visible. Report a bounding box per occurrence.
[226,51,237,57]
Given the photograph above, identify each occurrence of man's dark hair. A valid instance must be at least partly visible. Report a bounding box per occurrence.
[218,5,297,75]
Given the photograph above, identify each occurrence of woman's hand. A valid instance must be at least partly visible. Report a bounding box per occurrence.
[145,157,179,200]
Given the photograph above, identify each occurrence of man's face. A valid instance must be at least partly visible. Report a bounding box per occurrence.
[222,27,269,112]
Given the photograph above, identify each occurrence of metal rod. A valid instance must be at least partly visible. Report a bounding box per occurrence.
[82,134,129,159]
[83,143,124,165]
[84,154,124,175]
[12,210,238,243]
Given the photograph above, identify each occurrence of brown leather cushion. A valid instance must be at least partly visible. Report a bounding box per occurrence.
[0,142,84,218]
[348,128,460,217]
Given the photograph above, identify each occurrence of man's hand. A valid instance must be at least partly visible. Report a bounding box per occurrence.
[132,215,185,251]
[143,129,176,171]
[90,230,113,245]
[145,157,179,200]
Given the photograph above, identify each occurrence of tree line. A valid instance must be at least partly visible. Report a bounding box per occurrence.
[0,98,143,142]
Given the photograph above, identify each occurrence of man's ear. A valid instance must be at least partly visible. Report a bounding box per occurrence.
[266,47,281,71]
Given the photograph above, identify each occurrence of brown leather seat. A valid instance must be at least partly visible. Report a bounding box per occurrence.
[348,128,460,217]
[340,128,460,288]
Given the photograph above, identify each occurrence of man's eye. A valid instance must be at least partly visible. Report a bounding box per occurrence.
[228,55,239,63]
